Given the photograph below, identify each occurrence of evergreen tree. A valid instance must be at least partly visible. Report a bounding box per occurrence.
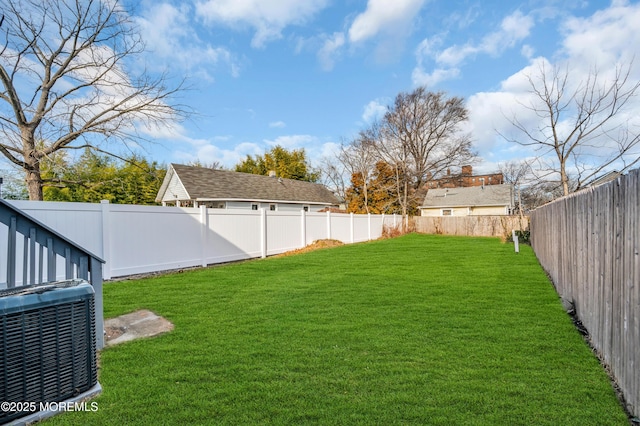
[41,150,165,204]
[235,145,320,182]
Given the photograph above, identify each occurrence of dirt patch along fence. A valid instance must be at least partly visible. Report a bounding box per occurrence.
[530,168,640,419]
[411,215,529,239]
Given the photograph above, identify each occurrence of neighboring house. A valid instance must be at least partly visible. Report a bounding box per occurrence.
[419,184,514,216]
[156,164,340,212]
[586,170,621,188]
[427,165,504,189]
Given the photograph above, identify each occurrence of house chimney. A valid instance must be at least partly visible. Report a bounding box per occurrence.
[461,165,472,175]
[268,170,276,178]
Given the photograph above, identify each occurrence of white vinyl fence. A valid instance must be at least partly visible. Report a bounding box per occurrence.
[2,201,393,281]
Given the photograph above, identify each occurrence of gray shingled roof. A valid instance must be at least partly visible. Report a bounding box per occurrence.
[420,185,514,208]
[160,164,340,205]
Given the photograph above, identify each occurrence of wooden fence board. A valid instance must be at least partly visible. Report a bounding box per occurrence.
[530,169,640,418]
[411,215,529,238]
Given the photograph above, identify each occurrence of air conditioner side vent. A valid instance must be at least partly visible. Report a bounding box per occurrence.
[0,281,97,424]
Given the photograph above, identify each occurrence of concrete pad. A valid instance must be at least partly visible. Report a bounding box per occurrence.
[104,309,174,346]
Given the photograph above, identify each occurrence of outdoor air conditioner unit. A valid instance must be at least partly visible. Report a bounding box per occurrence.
[0,280,98,424]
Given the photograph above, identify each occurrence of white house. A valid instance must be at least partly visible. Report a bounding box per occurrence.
[419,185,514,217]
[156,164,340,212]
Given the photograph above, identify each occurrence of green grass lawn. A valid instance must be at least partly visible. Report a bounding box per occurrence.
[48,234,628,425]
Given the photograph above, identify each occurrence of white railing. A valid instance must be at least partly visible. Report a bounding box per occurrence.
[5,201,394,280]
[0,199,105,348]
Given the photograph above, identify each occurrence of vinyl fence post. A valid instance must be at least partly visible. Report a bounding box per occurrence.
[261,208,267,258]
[301,209,307,248]
[350,212,354,243]
[368,213,371,240]
[100,200,111,280]
[326,211,332,240]
[200,205,208,267]
[91,257,104,349]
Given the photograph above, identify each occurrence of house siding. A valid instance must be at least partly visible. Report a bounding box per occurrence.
[469,205,508,216]
[222,201,327,212]
[421,205,508,217]
[161,173,190,204]
[157,164,340,209]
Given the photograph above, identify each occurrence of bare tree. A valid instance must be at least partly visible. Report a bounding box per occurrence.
[376,87,476,218]
[504,60,640,196]
[498,160,531,214]
[520,180,565,210]
[374,119,413,218]
[339,132,377,213]
[0,0,187,200]
[318,155,346,204]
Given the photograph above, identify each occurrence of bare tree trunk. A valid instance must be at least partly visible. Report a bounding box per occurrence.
[363,179,370,214]
[0,0,187,200]
[402,180,409,231]
[25,168,43,201]
[560,162,569,196]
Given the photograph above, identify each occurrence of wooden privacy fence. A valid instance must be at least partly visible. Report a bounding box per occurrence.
[412,215,529,238]
[530,169,639,418]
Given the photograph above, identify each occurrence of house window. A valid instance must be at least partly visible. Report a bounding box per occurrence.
[442,209,452,216]
[269,204,277,211]
[251,203,259,210]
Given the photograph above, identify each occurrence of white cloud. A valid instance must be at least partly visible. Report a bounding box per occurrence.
[412,10,534,87]
[412,66,460,87]
[499,10,534,44]
[174,141,263,168]
[264,134,317,148]
[269,121,287,128]
[560,1,640,70]
[318,141,340,159]
[317,32,346,71]
[348,0,427,44]
[446,5,480,29]
[465,1,640,168]
[195,0,329,48]
[436,11,534,67]
[362,99,387,123]
[521,44,535,59]
[136,2,239,79]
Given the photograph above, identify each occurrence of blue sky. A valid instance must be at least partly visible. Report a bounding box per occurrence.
[4,0,640,183]
[127,0,640,175]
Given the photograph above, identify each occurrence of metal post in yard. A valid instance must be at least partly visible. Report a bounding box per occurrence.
[512,229,519,253]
